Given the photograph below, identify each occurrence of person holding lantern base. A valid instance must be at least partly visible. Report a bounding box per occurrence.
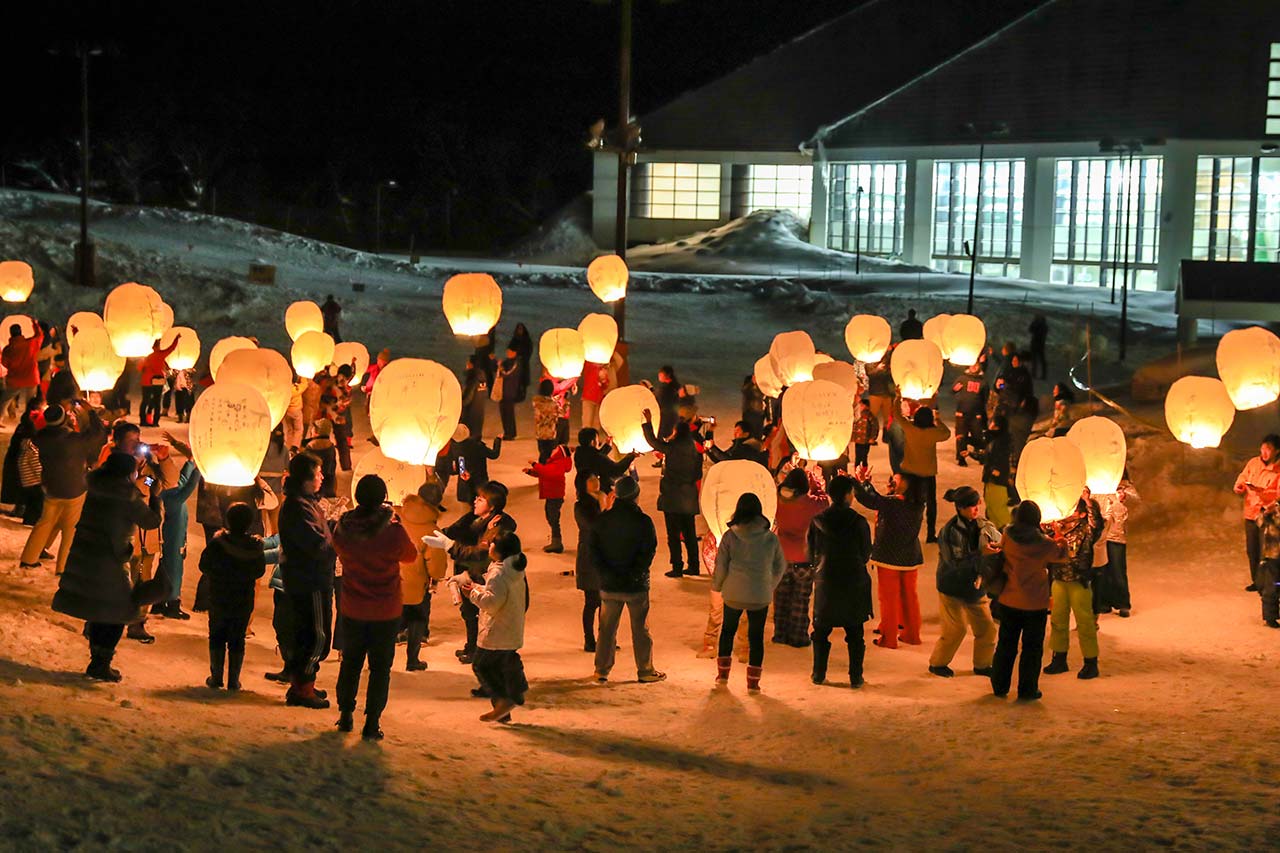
[138,334,180,428]
[951,363,988,466]
[928,486,999,679]
[899,405,951,544]
[852,464,926,649]
[640,409,703,578]
[198,502,267,691]
[1043,493,1104,680]
[973,414,1014,531]
[771,468,829,647]
[1233,436,1280,592]
[808,475,873,688]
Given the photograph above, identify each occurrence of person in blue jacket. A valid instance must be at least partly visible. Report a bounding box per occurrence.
[153,431,202,620]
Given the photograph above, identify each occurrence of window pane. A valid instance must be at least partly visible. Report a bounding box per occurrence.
[631,163,722,219]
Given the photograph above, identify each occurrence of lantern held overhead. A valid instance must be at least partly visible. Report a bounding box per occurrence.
[1065,416,1127,495]
[217,348,293,427]
[68,326,126,392]
[291,331,336,379]
[0,314,35,338]
[160,326,201,371]
[189,381,274,486]
[284,301,324,342]
[941,314,987,367]
[539,328,585,380]
[0,261,34,302]
[577,313,619,365]
[700,460,778,544]
[65,311,105,348]
[209,336,257,381]
[845,314,891,363]
[442,273,503,337]
[1164,376,1235,449]
[1215,326,1280,410]
[598,384,660,454]
[812,360,863,397]
[368,358,463,465]
[922,314,953,359]
[351,448,426,507]
[769,330,816,386]
[586,254,628,303]
[753,354,784,399]
[1015,437,1088,523]
[103,282,168,357]
[782,379,854,461]
[331,341,370,384]
[891,339,945,400]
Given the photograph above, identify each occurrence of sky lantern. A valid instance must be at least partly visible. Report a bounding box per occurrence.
[217,348,293,427]
[586,254,628,303]
[812,360,862,398]
[442,273,503,336]
[700,459,778,544]
[368,358,462,465]
[539,328,585,380]
[1065,416,1127,495]
[0,314,35,338]
[1015,437,1088,523]
[352,448,426,507]
[1215,326,1280,410]
[942,313,987,367]
[923,314,953,359]
[891,338,944,400]
[1164,375,1235,449]
[332,341,370,383]
[598,384,660,453]
[813,352,834,366]
[845,314,891,363]
[284,300,324,341]
[769,330,817,386]
[753,354,784,398]
[160,326,201,370]
[782,379,854,461]
[291,330,336,379]
[577,313,619,364]
[67,326,126,392]
[65,311,105,347]
[0,261,34,302]
[103,282,168,357]
[188,381,273,486]
[209,336,257,381]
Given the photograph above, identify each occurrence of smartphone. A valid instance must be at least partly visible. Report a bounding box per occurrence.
[143,476,155,488]
[457,457,467,476]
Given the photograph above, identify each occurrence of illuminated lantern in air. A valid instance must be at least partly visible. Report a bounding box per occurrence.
[189,382,273,486]
[284,301,324,341]
[754,354,784,398]
[700,460,778,543]
[891,339,944,400]
[0,261,34,302]
[0,314,35,338]
[586,254,628,303]
[442,273,502,336]
[331,341,370,384]
[209,336,256,381]
[769,330,816,386]
[1215,326,1280,410]
[813,352,834,366]
[1164,376,1235,449]
[598,384,660,454]
[539,328,585,380]
[845,314,891,363]
[1065,416,1127,495]
[782,379,854,461]
[1015,437,1088,523]
[103,282,168,357]
[923,314,952,359]
[65,311,105,347]
[812,360,863,397]
[291,331,336,379]
[68,326,126,391]
[160,326,201,370]
[942,314,987,367]
[578,313,619,365]
[352,448,426,507]
[156,301,175,338]
[368,358,462,465]
[217,348,293,427]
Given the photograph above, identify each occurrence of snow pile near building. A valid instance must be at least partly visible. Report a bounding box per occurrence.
[504,195,601,267]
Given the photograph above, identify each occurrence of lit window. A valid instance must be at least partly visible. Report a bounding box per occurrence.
[630,163,721,220]
[1194,155,1280,263]
[731,165,813,222]
[1268,44,1280,135]
[825,162,905,256]
[931,159,1025,278]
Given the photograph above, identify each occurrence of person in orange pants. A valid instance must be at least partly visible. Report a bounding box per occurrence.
[852,465,926,649]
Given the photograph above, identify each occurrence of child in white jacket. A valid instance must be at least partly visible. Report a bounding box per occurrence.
[460,531,529,723]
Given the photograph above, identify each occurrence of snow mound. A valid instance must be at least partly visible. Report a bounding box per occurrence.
[505,195,601,266]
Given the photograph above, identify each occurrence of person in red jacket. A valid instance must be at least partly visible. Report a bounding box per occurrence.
[0,321,45,418]
[138,334,180,427]
[330,474,417,740]
[525,443,572,554]
[580,362,608,431]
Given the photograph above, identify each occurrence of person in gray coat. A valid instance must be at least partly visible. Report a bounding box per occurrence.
[712,493,786,692]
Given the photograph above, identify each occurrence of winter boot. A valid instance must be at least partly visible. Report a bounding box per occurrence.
[206,643,226,689]
[226,647,245,691]
[286,680,331,709]
[336,710,354,732]
[1043,651,1069,675]
[811,637,831,685]
[362,717,385,740]
[542,537,564,554]
[848,638,866,688]
[85,647,122,682]
[405,623,428,671]
[1077,657,1100,680]
[715,656,732,685]
[127,620,155,644]
[746,665,763,693]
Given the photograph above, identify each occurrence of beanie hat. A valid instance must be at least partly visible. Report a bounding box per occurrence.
[43,405,66,428]
[613,476,640,501]
[99,452,137,479]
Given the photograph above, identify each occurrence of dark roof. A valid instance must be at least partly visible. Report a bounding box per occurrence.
[818,0,1280,147]
[638,0,1047,152]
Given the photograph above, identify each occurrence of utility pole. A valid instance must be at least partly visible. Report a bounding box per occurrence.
[854,185,863,274]
[75,43,100,288]
[613,0,634,342]
[963,121,1008,315]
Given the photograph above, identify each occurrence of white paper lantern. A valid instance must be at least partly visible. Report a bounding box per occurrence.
[0,314,35,338]
[0,261,34,302]
[65,311,105,347]
[352,448,426,507]
[209,336,257,381]
[598,384,660,454]
[769,330,816,386]
[442,273,503,336]
[331,341,370,384]
[812,360,862,398]
[291,331,336,379]
[217,348,293,427]
[189,381,273,486]
[942,314,987,367]
[160,326,201,370]
[754,354,784,399]
[103,282,168,357]
[923,314,953,359]
[156,301,175,338]
[845,314,891,363]
[577,313,619,365]
[368,358,463,465]
[539,328,585,380]
[782,379,855,461]
[891,339,945,400]
[587,254,628,303]
[1164,375,1236,449]
[1015,437,1088,523]
[284,301,324,342]
[813,352,834,366]
[1065,416,1127,495]
[67,326,126,392]
[1215,326,1280,410]
[700,460,778,544]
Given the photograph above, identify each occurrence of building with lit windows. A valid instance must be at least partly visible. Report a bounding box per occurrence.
[592,0,1280,295]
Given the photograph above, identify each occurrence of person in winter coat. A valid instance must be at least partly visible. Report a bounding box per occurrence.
[807,475,873,687]
[1043,492,1104,680]
[951,363,988,465]
[991,501,1065,700]
[155,432,202,619]
[853,465,926,649]
[5,397,44,524]
[712,493,787,691]
[996,353,1037,482]
[1234,435,1280,591]
[532,379,560,462]
[706,420,768,465]
[524,444,572,553]
[139,334,180,427]
[1029,314,1049,380]
[640,409,702,578]
[588,476,666,684]
[1093,478,1138,617]
[574,475,608,652]
[850,398,879,469]
[0,321,44,416]
[580,361,608,431]
[302,418,339,498]
[1254,502,1280,628]
[928,486,999,678]
[198,502,266,691]
[771,467,830,646]
[654,366,684,440]
[51,452,161,681]
[899,405,951,543]
[453,428,502,505]
[973,414,1014,529]
[898,309,924,341]
[507,323,533,401]
[19,401,106,574]
[460,356,489,439]
[741,375,768,438]
[398,481,447,671]
[321,295,342,342]
[457,531,529,722]
[496,348,521,440]
[331,475,417,740]
[573,428,638,499]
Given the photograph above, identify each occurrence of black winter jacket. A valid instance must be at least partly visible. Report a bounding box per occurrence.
[573,444,638,498]
[199,531,267,619]
[33,407,106,499]
[279,491,336,594]
[854,480,924,568]
[809,504,873,626]
[935,515,984,602]
[443,510,517,581]
[588,501,657,594]
[641,422,701,515]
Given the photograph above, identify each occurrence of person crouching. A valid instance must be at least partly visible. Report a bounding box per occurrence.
[460,531,529,723]
[199,502,266,690]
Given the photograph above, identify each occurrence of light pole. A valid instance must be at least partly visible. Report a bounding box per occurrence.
[53,42,104,287]
[1100,139,1142,361]
[853,185,864,274]
[963,121,1008,314]
[374,179,397,255]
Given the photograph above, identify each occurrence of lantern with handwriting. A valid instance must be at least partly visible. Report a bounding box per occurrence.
[160,326,201,371]
[812,360,863,398]
[103,282,168,357]
[65,311,105,348]
[539,328,585,380]
[284,301,324,342]
[0,261,34,302]
[586,254,628,303]
[1065,416,1127,495]
[291,331,336,379]
[844,314,891,363]
[891,339,944,400]
[599,384,660,454]
[331,341,370,384]
[783,379,854,461]
[368,358,462,465]
[68,326,126,392]
[769,330,816,386]
[578,313,619,364]
[1164,376,1235,449]
[217,348,293,427]
[1215,326,1280,410]
[209,336,257,381]
[754,354,784,398]
[941,313,987,367]
[352,448,426,507]
[189,382,274,486]
[923,314,952,359]
[442,273,503,336]
[1015,437,1088,523]
[700,460,778,543]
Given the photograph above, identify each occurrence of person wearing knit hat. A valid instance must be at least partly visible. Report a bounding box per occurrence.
[928,486,1000,679]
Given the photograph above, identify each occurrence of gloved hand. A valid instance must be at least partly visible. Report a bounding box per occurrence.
[422,530,454,551]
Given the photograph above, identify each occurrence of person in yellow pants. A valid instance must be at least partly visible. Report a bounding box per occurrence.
[1043,493,1104,680]
[928,486,998,678]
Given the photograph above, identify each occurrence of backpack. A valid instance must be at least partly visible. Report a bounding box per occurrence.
[979,550,1007,598]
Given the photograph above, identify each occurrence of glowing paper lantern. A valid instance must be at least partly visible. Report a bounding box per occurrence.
[577,313,619,364]
[67,326,126,392]
[209,336,257,381]
[769,330,816,386]
[291,331,336,379]
[103,282,168,357]
[923,314,953,359]
[0,314,35,338]
[754,354,784,399]
[782,379,854,461]
[160,326,201,370]
[1065,416,1127,495]
[189,381,273,486]
[331,341,370,384]
[539,328,585,380]
[586,254,628,303]
[65,311,105,347]
[845,314,891,363]
[442,273,502,336]
[368,358,462,465]
[0,261,34,302]
[700,460,778,544]
[1015,437,1088,523]
[352,448,426,507]
[217,348,293,427]
[598,384,660,454]
[813,352,834,366]
[941,314,987,367]
[284,301,324,342]
[812,360,862,398]
[1215,326,1280,410]
[1164,376,1235,449]
[891,339,945,400]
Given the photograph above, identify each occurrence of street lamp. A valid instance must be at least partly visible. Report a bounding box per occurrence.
[853,185,864,274]
[374,179,398,255]
[50,41,104,287]
[963,121,1009,314]
[1100,138,1143,361]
